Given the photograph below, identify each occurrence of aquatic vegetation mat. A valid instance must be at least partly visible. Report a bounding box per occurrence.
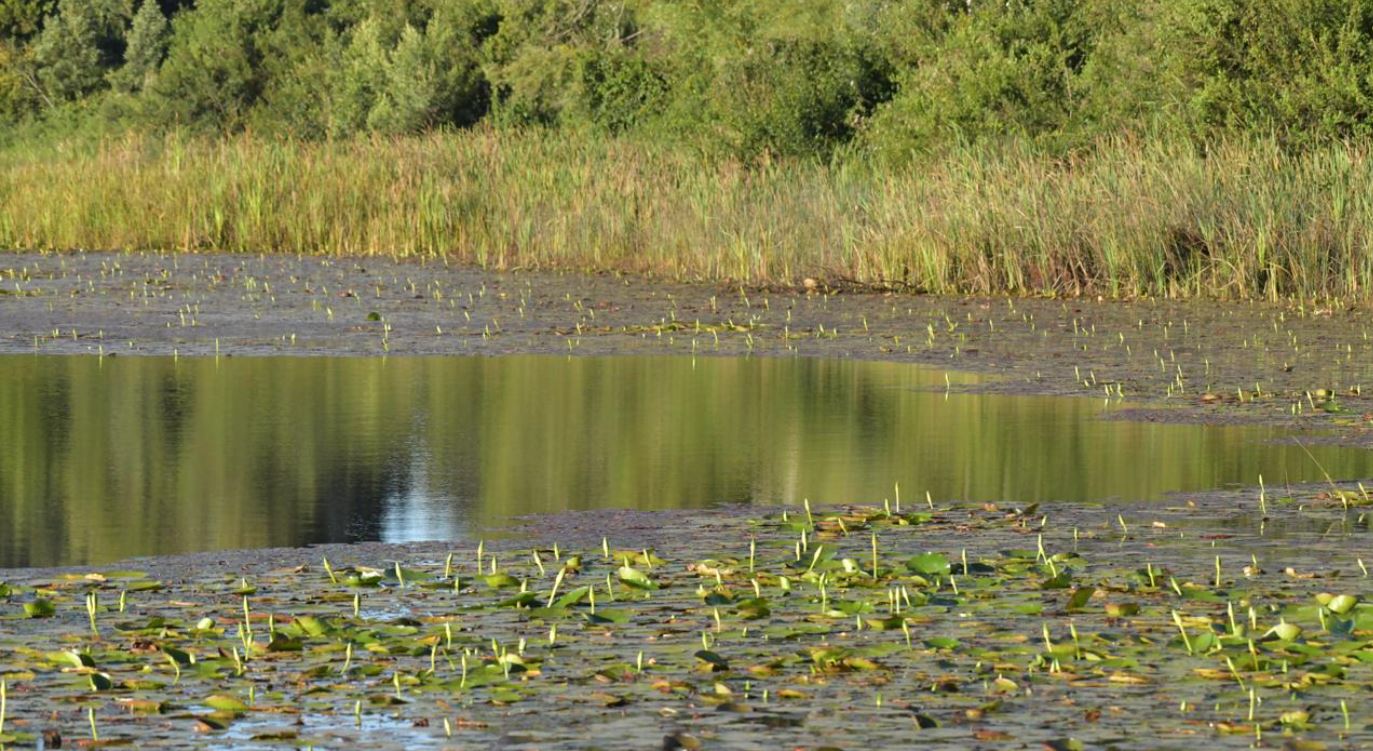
[1,492,1372,749]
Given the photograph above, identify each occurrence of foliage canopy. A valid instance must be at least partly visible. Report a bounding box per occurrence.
[3,0,1372,160]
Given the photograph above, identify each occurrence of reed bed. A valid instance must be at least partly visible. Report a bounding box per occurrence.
[2,130,1372,299]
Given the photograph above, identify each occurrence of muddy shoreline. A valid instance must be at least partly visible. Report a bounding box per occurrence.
[2,250,1372,571]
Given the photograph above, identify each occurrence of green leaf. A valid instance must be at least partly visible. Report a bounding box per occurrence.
[694,650,730,671]
[1066,587,1095,612]
[266,636,303,652]
[554,586,592,609]
[617,566,658,590]
[343,568,385,587]
[585,608,631,625]
[1105,602,1140,617]
[23,598,55,618]
[1328,594,1359,614]
[906,553,951,577]
[47,650,95,669]
[483,573,520,589]
[205,695,249,712]
[291,615,327,637]
[1040,572,1073,590]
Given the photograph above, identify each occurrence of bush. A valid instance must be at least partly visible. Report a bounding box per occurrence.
[3,0,1373,160]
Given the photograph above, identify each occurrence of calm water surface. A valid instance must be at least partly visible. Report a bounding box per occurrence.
[2,355,1371,567]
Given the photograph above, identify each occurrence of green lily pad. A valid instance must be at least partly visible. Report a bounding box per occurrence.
[617,566,658,590]
[23,598,55,618]
[906,553,951,577]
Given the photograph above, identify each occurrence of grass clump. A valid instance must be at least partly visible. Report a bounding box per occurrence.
[4,131,1373,300]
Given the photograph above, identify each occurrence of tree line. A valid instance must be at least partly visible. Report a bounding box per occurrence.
[3,0,1372,160]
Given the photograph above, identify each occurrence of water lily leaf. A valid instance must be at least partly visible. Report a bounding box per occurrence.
[554,586,592,609]
[991,676,1018,693]
[99,570,149,580]
[205,695,248,712]
[1040,572,1073,590]
[343,568,384,587]
[1066,587,1095,612]
[831,599,874,615]
[387,567,434,583]
[842,656,882,671]
[250,730,300,741]
[23,598,55,618]
[1105,602,1139,617]
[1327,594,1359,614]
[496,591,538,608]
[864,616,905,631]
[266,636,303,652]
[923,637,961,650]
[195,716,230,732]
[617,566,658,590]
[694,650,730,671]
[734,598,770,619]
[1265,622,1303,641]
[1190,631,1218,653]
[483,573,520,589]
[88,671,114,691]
[47,650,95,669]
[703,591,733,606]
[1280,709,1311,727]
[291,615,327,637]
[906,553,951,577]
[118,698,166,714]
[585,608,630,625]
[163,647,193,665]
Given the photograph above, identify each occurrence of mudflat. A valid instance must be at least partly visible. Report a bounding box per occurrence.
[2,250,1371,440]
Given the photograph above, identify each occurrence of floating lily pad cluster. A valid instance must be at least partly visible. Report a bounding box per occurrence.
[0,495,1370,750]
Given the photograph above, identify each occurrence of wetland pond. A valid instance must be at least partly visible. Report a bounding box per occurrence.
[3,354,1372,568]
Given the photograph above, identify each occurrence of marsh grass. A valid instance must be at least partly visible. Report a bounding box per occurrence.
[3,130,1373,299]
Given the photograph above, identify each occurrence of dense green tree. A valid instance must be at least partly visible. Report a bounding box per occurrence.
[147,0,299,128]
[0,0,56,40]
[1164,0,1373,143]
[4,0,1373,159]
[643,0,890,158]
[111,0,167,93]
[29,0,128,105]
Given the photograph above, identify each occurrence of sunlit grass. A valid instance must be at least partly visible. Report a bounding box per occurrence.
[2,130,1372,299]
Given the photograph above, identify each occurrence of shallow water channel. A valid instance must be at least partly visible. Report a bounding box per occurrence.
[3,354,1371,567]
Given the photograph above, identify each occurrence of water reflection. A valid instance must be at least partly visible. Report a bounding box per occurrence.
[1,355,1370,567]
